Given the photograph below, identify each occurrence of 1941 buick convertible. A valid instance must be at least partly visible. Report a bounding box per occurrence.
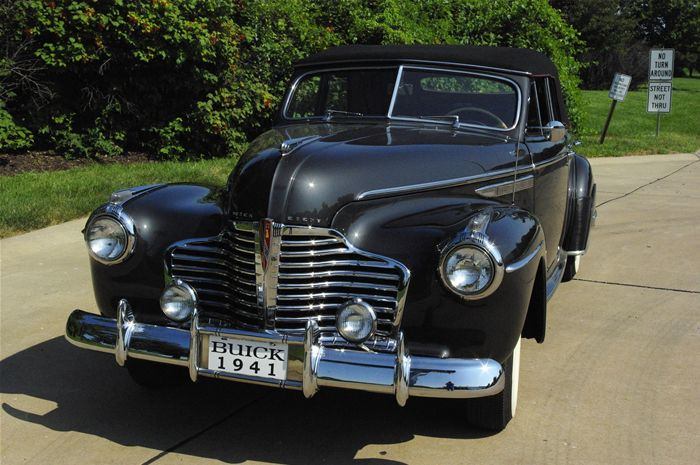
[65,45,595,431]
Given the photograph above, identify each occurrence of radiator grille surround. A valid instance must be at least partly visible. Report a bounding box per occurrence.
[166,221,410,350]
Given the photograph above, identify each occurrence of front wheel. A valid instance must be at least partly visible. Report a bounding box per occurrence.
[464,337,521,431]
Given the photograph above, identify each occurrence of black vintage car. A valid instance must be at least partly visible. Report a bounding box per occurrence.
[66,45,595,431]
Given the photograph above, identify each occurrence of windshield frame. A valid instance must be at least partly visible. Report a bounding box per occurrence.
[281,64,523,132]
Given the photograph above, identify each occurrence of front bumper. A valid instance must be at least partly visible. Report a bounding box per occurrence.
[65,300,504,406]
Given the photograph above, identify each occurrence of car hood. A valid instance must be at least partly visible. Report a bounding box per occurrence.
[227,122,517,226]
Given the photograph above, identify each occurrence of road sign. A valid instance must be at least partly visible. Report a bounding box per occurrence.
[648,49,674,136]
[609,73,632,101]
[649,49,674,80]
[647,81,672,113]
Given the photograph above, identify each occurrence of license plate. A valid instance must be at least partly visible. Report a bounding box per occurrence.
[207,335,287,381]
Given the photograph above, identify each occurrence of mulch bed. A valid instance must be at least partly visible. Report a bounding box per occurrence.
[0,151,154,176]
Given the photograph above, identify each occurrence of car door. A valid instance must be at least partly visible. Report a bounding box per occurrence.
[525,77,572,271]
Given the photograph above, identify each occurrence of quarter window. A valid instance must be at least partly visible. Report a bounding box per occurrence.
[527,77,558,136]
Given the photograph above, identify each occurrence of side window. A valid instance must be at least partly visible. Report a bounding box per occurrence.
[527,78,554,136]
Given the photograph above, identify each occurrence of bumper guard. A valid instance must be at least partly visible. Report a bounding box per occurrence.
[65,300,504,406]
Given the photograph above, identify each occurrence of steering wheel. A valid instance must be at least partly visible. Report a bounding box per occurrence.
[446,106,508,129]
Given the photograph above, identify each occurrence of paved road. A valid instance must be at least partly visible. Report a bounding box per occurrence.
[2,153,699,465]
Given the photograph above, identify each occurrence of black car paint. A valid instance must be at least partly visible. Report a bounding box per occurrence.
[87,68,593,364]
[91,184,225,322]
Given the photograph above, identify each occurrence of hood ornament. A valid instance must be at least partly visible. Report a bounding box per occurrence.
[280,135,321,156]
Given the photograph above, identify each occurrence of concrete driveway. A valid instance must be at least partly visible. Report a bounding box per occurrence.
[1,153,699,465]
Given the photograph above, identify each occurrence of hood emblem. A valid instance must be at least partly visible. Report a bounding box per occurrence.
[280,135,321,156]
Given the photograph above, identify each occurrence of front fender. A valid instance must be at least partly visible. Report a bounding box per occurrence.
[88,184,225,322]
[332,191,544,363]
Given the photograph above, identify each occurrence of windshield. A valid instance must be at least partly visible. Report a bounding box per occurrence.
[285,68,398,119]
[284,66,520,130]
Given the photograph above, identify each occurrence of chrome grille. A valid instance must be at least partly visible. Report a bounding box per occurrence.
[167,221,410,344]
[167,223,262,329]
[275,227,406,336]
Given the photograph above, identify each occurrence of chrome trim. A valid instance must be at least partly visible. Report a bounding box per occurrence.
[336,299,378,343]
[65,303,505,404]
[438,218,505,300]
[189,307,199,382]
[566,249,587,257]
[386,64,404,116]
[167,222,411,345]
[506,241,544,273]
[303,320,320,398]
[533,150,571,170]
[84,203,137,265]
[115,299,134,367]
[394,332,410,406]
[160,279,198,322]
[356,165,533,201]
[476,174,534,198]
[109,184,165,205]
[280,135,320,156]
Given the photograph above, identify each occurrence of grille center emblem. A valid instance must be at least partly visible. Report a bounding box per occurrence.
[260,219,273,272]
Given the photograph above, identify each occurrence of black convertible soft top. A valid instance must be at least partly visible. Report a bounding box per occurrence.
[295,44,559,78]
[294,44,569,126]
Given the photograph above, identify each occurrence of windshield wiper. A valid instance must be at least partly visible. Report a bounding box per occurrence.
[324,109,364,121]
[417,115,460,128]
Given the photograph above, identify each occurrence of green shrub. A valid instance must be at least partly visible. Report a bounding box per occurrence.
[0,102,33,152]
[4,0,583,158]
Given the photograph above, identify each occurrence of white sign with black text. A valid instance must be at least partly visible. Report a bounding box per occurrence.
[649,49,675,81]
[609,73,632,101]
[647,81,672,113]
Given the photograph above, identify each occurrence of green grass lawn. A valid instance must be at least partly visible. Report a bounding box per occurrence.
[0,158,233,238]
[1,77,698,238]
[577,77,700,157]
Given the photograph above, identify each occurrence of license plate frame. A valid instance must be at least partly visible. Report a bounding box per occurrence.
[206,335,288,381]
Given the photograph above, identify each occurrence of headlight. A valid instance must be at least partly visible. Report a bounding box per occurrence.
[439,239,504,300]
[86,216,129,263]
[160,281,197,322]
[336,299,377,343]
[441,245,494,293]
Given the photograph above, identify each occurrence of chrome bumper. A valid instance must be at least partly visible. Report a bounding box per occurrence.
[65,300,504,406]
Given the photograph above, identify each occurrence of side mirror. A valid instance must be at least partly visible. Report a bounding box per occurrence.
[546,120,567,143]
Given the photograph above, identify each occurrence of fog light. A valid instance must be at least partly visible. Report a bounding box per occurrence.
[160,280,197,322]
[336,299,377,343]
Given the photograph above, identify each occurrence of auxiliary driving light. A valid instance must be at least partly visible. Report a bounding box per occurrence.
[160,280,197,322]
[336,299,377,343]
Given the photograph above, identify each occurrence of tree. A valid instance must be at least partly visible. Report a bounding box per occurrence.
[627,0,700,75]
[550,0,648,88]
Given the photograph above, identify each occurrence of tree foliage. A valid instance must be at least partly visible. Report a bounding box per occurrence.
[1,0,583,158]
[551,0,700,88]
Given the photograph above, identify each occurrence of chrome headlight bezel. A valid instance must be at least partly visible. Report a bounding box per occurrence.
[160,279,198,322]
[336,298,378,343]
[84,204,136,265]
[439,231,504,300]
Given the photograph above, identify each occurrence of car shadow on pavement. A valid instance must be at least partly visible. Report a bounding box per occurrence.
[1,336,496,464]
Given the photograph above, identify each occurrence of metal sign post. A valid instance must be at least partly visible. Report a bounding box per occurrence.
[600,73,631,144]
[647,49,674,136]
